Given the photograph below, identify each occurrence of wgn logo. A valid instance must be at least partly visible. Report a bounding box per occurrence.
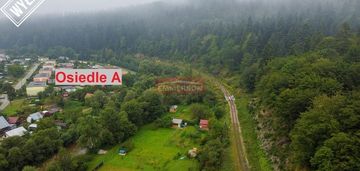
[1,0,46,27]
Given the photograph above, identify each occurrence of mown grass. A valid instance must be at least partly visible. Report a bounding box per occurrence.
[87,125,199,171]
[2,98,27,116]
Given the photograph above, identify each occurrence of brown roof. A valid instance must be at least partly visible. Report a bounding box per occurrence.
[200,119,209,125]
[7,117,19,124]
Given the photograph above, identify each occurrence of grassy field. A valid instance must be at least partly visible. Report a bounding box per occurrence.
[2,98,27,116]
[168,105,193,121]
[235,92,273,171]
[87,125,200,171]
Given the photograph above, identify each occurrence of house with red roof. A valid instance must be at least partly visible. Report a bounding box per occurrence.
[7,117,20,125]
[199,119,209,130]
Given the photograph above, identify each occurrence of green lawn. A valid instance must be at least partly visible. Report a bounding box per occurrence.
[87,125,200,171]
[168,105,193,121]
[2,99,27,116]
[236,93,273,171]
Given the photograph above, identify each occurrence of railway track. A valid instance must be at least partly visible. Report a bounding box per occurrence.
[218,83,250,171]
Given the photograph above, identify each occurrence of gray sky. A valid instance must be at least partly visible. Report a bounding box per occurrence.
[0,0,186,18]
[39,0,163,14]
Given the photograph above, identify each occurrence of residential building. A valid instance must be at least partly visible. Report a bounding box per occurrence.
[60,86,77,93]
[58,56,69,60]
[39,67,53,77]
[7,117,20,125]
[38,57,49,62]
[5,127,27,137]
[0,116,10,131]
[57,63,74,69]
[26,82,47,96]
[33,73,50,82]
[42,61,56,71]
[26,112,43,123]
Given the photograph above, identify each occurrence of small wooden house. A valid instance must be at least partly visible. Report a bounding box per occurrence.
[199,119,209,130]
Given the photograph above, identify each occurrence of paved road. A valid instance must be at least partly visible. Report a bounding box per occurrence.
[218,84,250,171]
[0,94,9,111]
[13,63,40,90]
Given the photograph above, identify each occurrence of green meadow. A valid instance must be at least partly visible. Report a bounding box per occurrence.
[88,124,201,171]
[2,98,27,116]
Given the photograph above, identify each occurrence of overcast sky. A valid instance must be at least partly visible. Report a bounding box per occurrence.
[0,0,186,17]
[39,0,164,14]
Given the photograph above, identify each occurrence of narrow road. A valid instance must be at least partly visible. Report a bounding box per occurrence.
[0,94,9,111]
[0,63,40,111]
[13,63,40,90]
[218,84,250,171]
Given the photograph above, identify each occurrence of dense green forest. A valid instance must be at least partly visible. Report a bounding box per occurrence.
[0,0,359,170]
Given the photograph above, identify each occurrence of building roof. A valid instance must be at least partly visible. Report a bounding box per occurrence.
[7,117,19,124]
[172,118,183,124]
[60,86,76,89]
[29,124,37,128]
[200,119,209,125]
[40,67,52,71]
[28,112,43,120]
[5,127,27,137]
[0,116,10,129]
[28,81,47,88]
[34,73,50,78]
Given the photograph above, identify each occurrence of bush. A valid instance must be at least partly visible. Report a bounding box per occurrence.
[154,115,172,128]
[121,140,135,152]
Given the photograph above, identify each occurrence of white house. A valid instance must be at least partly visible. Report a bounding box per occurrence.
[0,116,10,130]
[27,112,43,123]
[5,127,27,137]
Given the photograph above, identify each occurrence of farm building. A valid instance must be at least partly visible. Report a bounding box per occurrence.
[26,82,47,96]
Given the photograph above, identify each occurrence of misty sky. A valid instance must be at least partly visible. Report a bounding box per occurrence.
[0,0,186,17]
[40,0,165,14]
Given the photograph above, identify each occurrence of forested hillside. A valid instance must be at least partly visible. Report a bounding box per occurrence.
[251,31,360,170]
[0,0,359,170]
